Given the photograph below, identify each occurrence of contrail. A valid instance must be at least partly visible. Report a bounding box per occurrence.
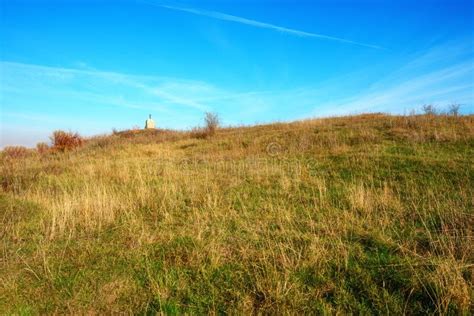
[139,1,385,50]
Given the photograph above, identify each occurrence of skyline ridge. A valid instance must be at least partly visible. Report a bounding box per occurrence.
[1,0,473,147]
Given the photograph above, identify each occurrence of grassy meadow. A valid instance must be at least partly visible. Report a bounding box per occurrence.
[1,113,473,314]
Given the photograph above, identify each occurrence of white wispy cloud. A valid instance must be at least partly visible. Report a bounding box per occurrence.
[139,1,385,50]
[1,38,472,148]
[306,41,474,117]
[0,61,215,112]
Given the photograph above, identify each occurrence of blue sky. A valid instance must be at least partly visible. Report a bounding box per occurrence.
[1,0,473,147]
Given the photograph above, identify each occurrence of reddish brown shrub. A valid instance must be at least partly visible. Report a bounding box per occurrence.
[36,142,50,154]
[2,146,30,159]
[50,130,84,152]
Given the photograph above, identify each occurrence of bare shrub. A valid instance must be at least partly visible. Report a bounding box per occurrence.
[422,104,437,115]
[204,112,220,136]
[448,104,460,116]
[50,130,84,152]
[2,146,30,159]
[191,112,220,139]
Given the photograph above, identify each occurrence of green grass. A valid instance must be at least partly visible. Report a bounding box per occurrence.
[1,114,473,314]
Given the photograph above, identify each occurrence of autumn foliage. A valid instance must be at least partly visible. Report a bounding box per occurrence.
[2,146,30,159]
[50,130,84,151]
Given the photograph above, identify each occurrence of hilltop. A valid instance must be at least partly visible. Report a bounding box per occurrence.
[1,113,473,314]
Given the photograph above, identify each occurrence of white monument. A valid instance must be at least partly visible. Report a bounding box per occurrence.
[145,114,156,129]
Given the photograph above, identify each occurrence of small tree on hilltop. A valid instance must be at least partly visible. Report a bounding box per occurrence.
[422,104,437,115]
[448,104,460,116]
[204,112,220,137]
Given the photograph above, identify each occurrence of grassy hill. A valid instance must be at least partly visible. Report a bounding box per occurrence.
[1,114,473,314]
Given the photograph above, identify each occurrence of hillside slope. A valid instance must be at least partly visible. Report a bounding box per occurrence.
[1,114,473,314]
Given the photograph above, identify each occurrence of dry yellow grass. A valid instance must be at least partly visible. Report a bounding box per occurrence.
[1,113,473,314]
